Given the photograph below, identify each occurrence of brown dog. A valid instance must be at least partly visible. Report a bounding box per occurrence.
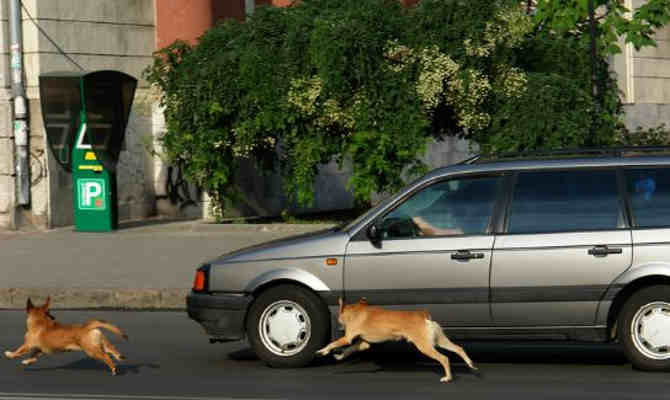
[4,297,128,375]
[316,298,477,383]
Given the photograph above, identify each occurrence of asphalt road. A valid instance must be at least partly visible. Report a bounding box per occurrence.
[0,311,667,400]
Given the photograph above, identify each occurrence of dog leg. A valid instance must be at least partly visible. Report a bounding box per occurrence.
[102,336,125,361]
[434,333,477,371]
[21,349,43,365]
[82,329,117,375]
[84,346,117,376]
[5,343,31,359]
[316,336,352,356]
[413,339,453,383]
[334,340,370,361]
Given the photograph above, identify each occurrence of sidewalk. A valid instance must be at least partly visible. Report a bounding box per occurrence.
[0,219,334,310]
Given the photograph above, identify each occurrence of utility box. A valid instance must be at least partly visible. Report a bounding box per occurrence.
[39,70,137,232]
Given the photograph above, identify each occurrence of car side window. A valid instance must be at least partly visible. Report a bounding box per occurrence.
[508,169,619,234]
[625,167,670,228]
[380,176,501,239]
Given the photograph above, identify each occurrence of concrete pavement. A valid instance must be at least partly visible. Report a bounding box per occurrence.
[0,219,334,310]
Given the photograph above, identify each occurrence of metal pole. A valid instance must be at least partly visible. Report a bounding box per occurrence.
[245,0,255,16]
[9,0,30,206]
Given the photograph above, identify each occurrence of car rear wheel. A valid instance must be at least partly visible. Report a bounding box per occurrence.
[618,285,670,371]
[246,284,330,368]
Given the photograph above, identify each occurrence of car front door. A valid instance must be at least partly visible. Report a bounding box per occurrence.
[344,175,503,327]
[491,168,632,326]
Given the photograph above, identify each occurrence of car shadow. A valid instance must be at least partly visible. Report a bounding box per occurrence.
[227,340,627,375]
[24,357,160,375]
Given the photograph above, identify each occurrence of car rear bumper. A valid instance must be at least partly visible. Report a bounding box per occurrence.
[186,291,252,341]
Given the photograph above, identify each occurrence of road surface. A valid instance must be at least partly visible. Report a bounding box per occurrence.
[0,310,666,400]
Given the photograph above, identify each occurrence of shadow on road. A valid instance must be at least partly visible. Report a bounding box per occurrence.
[227,340,627,371]
[24,357,161,375]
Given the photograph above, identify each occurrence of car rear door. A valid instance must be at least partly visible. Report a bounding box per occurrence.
[344,174,504,327]
[491,168,632,326]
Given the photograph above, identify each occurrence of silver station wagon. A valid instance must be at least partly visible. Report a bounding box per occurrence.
[187,147,670,371]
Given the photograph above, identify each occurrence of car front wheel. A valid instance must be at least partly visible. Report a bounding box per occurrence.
[246,284,330,368]
[618,285,670,371]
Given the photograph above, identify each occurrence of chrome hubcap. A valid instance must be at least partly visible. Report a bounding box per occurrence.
[258,300,311,357]
[631,301,670,360]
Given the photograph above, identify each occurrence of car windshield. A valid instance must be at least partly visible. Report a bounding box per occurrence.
[336,194,395,232]
[338,174,431,232]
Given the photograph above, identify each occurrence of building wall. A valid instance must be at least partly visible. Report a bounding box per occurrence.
[0,0,11,228]
[614,0,670,130]
[156,0,245,50]
[2,0,156,229]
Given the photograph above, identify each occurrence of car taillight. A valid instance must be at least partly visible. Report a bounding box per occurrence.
[193,264,210,292]
[193,270,206,291]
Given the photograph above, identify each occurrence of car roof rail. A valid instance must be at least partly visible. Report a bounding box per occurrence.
[455,154,481,165]
[470,146,670,163]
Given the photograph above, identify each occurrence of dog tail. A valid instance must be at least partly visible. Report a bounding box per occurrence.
[85,320,128,340]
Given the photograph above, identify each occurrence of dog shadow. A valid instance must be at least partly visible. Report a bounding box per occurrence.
[326,340,626,379]
[24,357,160,376]
[330,343,476,378]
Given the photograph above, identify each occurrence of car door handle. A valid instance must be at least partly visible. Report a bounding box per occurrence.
[588,245,623,257]
[451,250,485,260]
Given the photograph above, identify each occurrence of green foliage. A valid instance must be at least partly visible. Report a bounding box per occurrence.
[615,124,670,146]
[534,0,670,55]
[145,0,667,210]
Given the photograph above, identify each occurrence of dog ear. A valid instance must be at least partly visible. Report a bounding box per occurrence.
[26,298,34,311]
[338,297,344,314]
[42,296,51,310]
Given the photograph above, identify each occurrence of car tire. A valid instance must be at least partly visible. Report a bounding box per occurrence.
[618,285,670,371]
[246,284,330,368]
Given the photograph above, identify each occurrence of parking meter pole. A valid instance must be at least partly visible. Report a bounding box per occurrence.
[71,110,118,232]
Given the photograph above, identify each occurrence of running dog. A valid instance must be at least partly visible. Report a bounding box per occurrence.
[4,297,128,375]
[316,298,477,383]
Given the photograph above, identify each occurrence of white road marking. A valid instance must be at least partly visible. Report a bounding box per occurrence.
[0,393,281,400]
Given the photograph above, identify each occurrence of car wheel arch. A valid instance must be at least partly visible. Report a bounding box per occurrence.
[244,268,330,294]
[606,274,670,341]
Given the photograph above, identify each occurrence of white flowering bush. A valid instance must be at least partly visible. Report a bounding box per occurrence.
[145,0,625,211]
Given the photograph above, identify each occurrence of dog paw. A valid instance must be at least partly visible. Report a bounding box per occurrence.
[4,351,13,359]
[440,376,452,383]
[333,353,345,361]
[21,359,34,365]
[315,348,329,356]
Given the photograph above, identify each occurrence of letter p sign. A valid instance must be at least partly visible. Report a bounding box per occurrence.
[78,179,106,210]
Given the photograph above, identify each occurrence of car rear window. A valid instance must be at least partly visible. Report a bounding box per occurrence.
[625,167,670,228]
[508,169,619,234]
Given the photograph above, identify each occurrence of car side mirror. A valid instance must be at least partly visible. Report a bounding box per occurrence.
[367,222,382,246]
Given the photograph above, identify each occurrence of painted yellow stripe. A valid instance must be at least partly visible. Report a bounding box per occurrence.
[78,165,103,171]
[84,151,97,160]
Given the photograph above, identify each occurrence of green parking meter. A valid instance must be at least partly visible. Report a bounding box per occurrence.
[39,71,137,232]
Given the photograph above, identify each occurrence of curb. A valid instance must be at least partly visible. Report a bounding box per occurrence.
[0,288,190,310]
[125,221,337,234]
[0,219,337,237]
